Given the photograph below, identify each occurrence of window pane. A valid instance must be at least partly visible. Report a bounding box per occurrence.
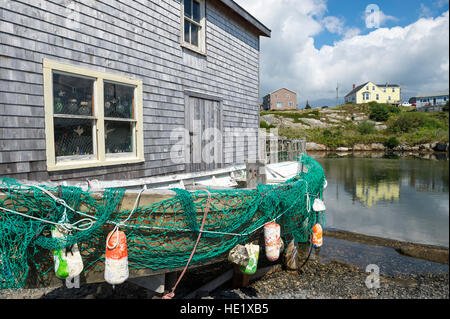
[193,0,200,22]
[184,20,191,43]
[105,121,133,154]
[104,82,135,119]
[184,0,192,18]
[53,73,94,116]
[191,23,199,46]
[54,118,93,157]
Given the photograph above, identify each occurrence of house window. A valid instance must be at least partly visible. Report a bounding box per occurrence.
[286,94,290,99]
[277,102,283,108]
[392,88,395,92]
[366,86,369,90]
[376,94,379,100]
[383,88,386,93]
[181,0,206,55]
[388,96,391,101]
[372,86,375,90]
[363,92,370,100]
[43,59,144,171]
[289,102,294,107]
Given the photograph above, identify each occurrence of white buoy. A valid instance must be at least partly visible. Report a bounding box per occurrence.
[264,222,281,261]
[313,198,326,212]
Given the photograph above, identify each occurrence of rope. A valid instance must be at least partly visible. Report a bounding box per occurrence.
[162,189,212,299]
[106,187,145,250]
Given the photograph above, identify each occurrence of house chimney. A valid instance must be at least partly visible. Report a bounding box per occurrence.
[353,84,356,89]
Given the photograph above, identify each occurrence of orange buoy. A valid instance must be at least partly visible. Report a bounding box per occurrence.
[312,223,323,248]
[105,230,129,285]
[264,222,281,261]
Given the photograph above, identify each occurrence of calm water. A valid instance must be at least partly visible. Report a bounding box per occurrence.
[314,156,449,248]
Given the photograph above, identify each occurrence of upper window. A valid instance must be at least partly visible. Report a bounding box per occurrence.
[181,0,206,55]
[43,59,144,171]
[392,88,395,92]
[372,86,375,90]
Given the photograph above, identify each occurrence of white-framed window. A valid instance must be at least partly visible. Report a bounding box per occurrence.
[363,92,370,100]
[277,102,283,108]
[383,88,386,93]
[286,94,291,99]
[289,102,294,107]
[43,59,144,172]
[372,86,375,90]
[388,96,391,100]
[366,86,369,90]
[376,94,379,100]
[181,0,206,55]
[392,88,395,92]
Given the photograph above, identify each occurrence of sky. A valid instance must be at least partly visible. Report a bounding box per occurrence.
[233,0,450,108]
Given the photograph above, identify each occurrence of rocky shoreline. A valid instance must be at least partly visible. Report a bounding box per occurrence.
[306,141,450,153]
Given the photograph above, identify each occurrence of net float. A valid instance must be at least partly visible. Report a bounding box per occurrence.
[264,222,281,261]
[105,229,129,285]
[312,223,323,248]
[313,198,326,212]
[239,244,259,275]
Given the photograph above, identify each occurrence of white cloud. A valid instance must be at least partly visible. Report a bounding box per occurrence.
[420,3,433,18]
[364,8,398,29]
[234,0,449,106]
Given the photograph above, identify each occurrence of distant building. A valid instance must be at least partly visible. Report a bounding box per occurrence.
[412,90,449,112]
[262,88,297,110]
[345,82,401,105]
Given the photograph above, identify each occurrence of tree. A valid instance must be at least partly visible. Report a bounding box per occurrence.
[305,100,311,109]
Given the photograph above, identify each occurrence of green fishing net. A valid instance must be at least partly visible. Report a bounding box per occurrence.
[0,154,326,289]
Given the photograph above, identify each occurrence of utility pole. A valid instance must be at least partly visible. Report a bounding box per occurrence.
[336,82,339,107]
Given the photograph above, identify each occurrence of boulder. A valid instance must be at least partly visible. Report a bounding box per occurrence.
[353,144,372,151]
[261,114,278,126]
[434,143,449,152]
[370,143,385,151]
[306,142,327,151]
[336,147,349,152]
[300,118,331,129]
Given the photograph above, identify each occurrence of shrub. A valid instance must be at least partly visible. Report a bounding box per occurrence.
[357,121,376,135]
[369,104,390,122]
[443,101,449,112]
[322,129,333,137]
[388,113,445,133]
[384,136,400,149]
[260,121,275,130]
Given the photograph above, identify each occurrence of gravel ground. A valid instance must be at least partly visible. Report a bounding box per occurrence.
[207,261,449,299]
[1,259,447,300]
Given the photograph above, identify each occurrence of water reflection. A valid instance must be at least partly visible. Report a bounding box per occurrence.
[314,156,449,247]
[355,180,400,208]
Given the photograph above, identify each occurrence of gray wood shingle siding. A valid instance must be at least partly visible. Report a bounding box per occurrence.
[0,0,264,181]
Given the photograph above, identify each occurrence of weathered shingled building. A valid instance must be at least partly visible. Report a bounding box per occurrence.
[0,0,271,181]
